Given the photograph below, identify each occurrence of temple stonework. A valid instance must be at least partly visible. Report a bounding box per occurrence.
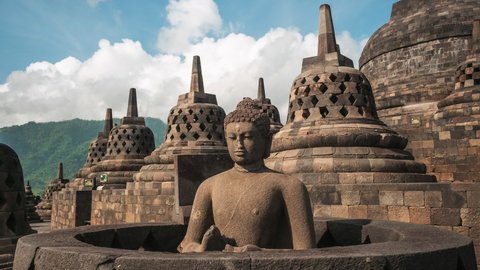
[359,0,480,182]
[90,88,155,189]
[36,162,69,220]
[24,181,41,223]
[265,4,434,184]
[254,78,283,135]
[0,144,34,268]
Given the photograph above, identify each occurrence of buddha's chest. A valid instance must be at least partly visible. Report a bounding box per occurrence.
[210,180,283,228]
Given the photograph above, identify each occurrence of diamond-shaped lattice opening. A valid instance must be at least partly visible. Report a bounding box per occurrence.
[289,102,293,109]
[180,133,186,140]
[297,98,304,107]
[193,115,199,122]
[188,109,193,115]
[122,129,127,134]
[182,115,188,122]
[199,109,204,114]
[126,135,131,140]
[132,128,136,134]
[304,86,311,96]
[136,134,141,140]
[358,107,364,116]
[207,133,213,140]
[313,75,320,83]
[136,148,141,154]
[117,135,122,140]
[339,83,346,93]
[199,123,206,131]
[178,109,183,114]
[320,84,328,94]
[320,107,329,118]
[126,148,131,154]
[170,134,174,140]
[186,123,192,131]
[6,213,16,234]
[340,106,349,117]
[205,116,211,123]
[290,112,295,121]
[329,74,337,82]
[294,88,299,96]
[212,124,217,131]
[329,95,338,104]
[349,94,356,105]
[16,193,22,205]
[172,116,178,123]
[311,96,319,107]
[116,149,121,154]
[209,109,215,115]
[122,141,127,147]
[167,126,171,133]
[192,133,200,140]
[115,129,119,134]
[5,174,15,188]
[302,109,310,119]
[344,73,351,81]
[300,77,306,84]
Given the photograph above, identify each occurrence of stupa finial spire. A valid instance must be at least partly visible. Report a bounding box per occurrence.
[257,78,266,100]
[127,88,138,117]
[190,55,204,93]
[104,108,113,137]
[318,4,338,57]
[57,162,63,179]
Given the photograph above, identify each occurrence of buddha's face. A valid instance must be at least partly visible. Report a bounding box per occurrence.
[225,122,267,166]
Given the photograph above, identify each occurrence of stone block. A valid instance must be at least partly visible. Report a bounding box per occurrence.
[313,205,331,218]
[348,205,367,219]
[330,205,348,218]
[442,190,467,208]
[467,191,480,208]
[408,207,430,225]
[425,191,442,207]
[341,191,360,205]
[461,208,480,227]
[430,208,461,226]
[360,191,379,205]
[404,191,424,207]
[379,191,404,206]
[367,205,388,220]
[387,206,409,222]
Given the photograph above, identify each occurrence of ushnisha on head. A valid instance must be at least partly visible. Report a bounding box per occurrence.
[224,98,272,165]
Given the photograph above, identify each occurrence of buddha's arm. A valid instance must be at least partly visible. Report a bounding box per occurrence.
[178,180,215,253]
[283,179,316,249]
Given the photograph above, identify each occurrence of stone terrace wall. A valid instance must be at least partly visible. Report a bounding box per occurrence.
[90,181,175,225]
[308,181,480,266]
[51,190,92,230]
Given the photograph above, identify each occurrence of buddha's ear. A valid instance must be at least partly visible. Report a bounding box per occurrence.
[263,133,273,159]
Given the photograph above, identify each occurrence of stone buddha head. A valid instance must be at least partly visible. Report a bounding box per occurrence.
[224,98,272,166]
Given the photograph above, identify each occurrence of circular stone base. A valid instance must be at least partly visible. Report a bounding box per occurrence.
[14,219,476,270]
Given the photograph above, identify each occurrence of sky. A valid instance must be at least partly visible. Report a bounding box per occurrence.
[0,0,397,128]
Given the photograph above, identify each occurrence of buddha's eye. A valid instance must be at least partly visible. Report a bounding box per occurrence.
[227,134,236,140]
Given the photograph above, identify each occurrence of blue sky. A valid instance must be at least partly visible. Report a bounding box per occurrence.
[0,0,397,127]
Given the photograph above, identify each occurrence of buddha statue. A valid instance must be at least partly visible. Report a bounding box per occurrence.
[179,98,315,252]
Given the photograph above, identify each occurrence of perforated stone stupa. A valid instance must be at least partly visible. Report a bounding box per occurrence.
[255,78,283,135]
[24,181,41,222]
[433,20,480,182]
[69,108,113,190]
[266,4,435,184]
[91,88,155,189]
[134,56,228,184]
[36,162,69,220]
[0,143,34,268]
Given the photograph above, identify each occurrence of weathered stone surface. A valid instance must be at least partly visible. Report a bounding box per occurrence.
[266,4,434,184]
[13,219,477,270]
[36,162,69,220]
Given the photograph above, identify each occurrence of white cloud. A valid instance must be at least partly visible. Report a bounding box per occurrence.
[336,31,369,68]
[156,0,222,54]
[0,0,368,129]
[87,0,110,7]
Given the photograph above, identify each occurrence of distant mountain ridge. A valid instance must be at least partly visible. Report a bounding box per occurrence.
[0,118,166,195]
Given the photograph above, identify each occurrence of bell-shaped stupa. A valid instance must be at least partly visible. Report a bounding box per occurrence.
[254,78,283,134]
[91,88,155,189]
[69,108,113,190]
[134,56,228,183]
[435,20,480,123]
[266,4,435,184]
[36,162,69,220]
[433,20,480,182]
[24,181,41,222]
[0,144,35,267]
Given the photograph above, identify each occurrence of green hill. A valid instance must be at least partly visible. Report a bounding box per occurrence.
[0,118,166,195]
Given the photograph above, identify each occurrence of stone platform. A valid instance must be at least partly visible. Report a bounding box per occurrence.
[13,219,476,270]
